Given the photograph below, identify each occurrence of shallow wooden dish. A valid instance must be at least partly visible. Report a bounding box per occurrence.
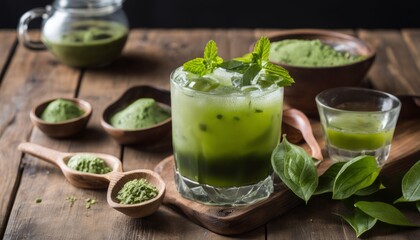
[101,85,171,145]
[107,169,166,218]
[264,29,376,116]
[30,97,92,138]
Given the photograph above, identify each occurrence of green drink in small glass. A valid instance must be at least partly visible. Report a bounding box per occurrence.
[170,38,294,205]
[316,87,401,166]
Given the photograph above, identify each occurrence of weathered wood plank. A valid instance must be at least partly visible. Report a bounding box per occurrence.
[0,36,80,237]
[0,30,16,84]
[358,29,420,96]
[2,29,419,240]
[115,29,264,239]
[3,29,265,239]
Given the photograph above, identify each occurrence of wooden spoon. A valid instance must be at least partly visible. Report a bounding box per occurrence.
[283,106,323,161]
[18,142,166,218]
[18,142,123,189]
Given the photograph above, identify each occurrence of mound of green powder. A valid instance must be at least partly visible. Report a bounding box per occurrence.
[110,98,170,130]
[117,178,159,204]
[67,154,112,174]
[41,99,85,123]
[269,39,365,67]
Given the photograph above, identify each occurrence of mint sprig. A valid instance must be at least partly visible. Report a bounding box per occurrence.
[183,40,223,76]
[221,36,294,87]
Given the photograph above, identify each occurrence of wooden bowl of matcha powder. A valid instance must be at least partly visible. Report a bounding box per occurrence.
[264,29,376,116]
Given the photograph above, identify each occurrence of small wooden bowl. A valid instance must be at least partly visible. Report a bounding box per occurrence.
[107,169,166,218]
[30,98,92,138]
[261,29,376,116]
[101,85,171,145]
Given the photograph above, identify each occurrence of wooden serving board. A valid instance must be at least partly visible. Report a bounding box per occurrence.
[154,156,301,235]
[154,118,420,236]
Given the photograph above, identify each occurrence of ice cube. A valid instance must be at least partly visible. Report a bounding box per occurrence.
[186,76,220,92]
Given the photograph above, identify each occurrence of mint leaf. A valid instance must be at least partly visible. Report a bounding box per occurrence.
[401,161,420,202]
[234,53,253,63]
[204,40,218,61]
[335,208,377,237]
[183,58,206,76]
[242,64,261,87]
[219,60,248,73]
[333,155,381,200]
[183,40,223,76]
[253,36,270,61]
[355,201,419,227]
[271,135,318,203]
[263,61,295,86]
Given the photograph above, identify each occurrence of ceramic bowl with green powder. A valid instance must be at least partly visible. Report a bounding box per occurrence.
[101,86,172,145]
[264,29,376,116]
[31,97,92,138]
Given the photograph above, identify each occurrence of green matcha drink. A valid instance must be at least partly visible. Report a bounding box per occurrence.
[172,68,282,187]
[42,20,128,68]
[326,114,394,151]
[171,37,294,205]
[316,87,401,166]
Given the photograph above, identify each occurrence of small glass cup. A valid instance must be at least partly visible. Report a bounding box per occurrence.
[170,67,283,206]
[316,87,401,166]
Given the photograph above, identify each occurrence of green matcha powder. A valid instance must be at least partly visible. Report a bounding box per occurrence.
[117,178,159,204]
[41,99,84,123]
[110,98,170,130]
[269,39,365,67]
[67,154,112,174]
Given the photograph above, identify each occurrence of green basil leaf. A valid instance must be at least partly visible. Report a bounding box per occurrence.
[183,58,206,76]
[335,208,377,237]
[394,196,410,204]
[314,162,345,195]
[333,156,381,200]
[355,201,419,227]
[401,161,420,202]
[241,64,261,87]
[271,135,318,203]
[355,180,385,196]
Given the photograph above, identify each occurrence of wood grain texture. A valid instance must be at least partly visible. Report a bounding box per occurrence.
[1,29,419,239]
[0,34,80,236]
[155,156,301,236]
[0,30,16,83]
[358,29,420,95]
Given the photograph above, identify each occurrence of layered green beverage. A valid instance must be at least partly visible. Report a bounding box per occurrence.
[170,38,294,205]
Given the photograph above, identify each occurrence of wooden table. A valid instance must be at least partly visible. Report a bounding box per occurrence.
[0,29,419,239]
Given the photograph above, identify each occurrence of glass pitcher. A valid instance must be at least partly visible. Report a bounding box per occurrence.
[18,0,129,68]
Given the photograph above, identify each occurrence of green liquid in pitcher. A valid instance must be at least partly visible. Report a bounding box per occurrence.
[42,20,128,67]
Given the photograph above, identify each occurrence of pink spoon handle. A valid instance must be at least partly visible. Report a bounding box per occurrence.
[283,108,323,161]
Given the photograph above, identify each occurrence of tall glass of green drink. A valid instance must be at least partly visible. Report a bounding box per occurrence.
[170,38,294,205]
[316,87,401,166]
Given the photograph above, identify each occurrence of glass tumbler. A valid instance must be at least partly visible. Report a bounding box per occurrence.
[316,87,401,166]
